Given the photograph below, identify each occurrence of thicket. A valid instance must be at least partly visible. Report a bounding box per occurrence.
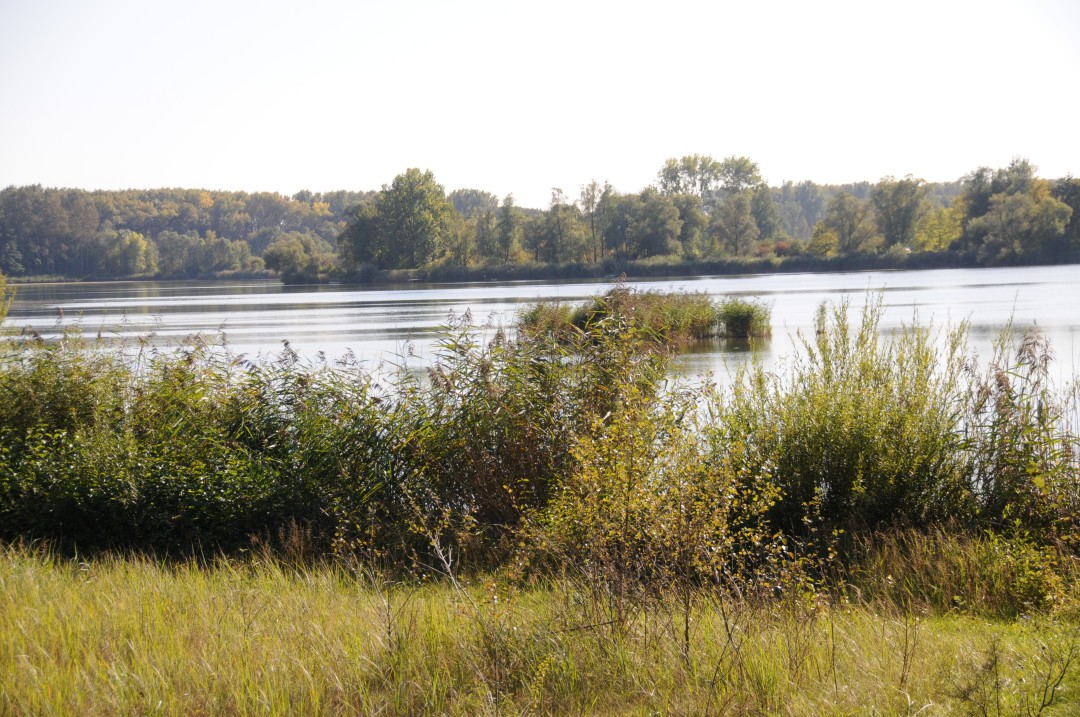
[1,291,1078,615]
[517,285,772,347]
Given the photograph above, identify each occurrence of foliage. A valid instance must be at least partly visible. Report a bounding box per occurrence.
[0,289,1078,620]
[517,284,745,347]
[0,158,1075,284]
[338,168,457,271]
[723,296,976,534]
[715,297,772,338]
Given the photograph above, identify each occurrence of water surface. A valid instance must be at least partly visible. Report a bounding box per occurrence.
[6,265,1079,381]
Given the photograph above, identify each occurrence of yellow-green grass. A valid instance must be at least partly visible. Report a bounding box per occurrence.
[3,545,1079,716]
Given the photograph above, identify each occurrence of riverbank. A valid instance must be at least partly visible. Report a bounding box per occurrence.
[349,251,1080,286]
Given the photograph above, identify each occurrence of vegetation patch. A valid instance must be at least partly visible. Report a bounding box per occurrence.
[517,284,771,347]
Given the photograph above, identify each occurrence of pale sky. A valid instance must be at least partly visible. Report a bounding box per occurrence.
[1,0,1077,209]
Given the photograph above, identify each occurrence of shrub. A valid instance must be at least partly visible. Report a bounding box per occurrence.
[715,297,772,338]
[527,376,781,597]
[518,284,730,347]
[721,295,973,534]
[964,325,1080,539]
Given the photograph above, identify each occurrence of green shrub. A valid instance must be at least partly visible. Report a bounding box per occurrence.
[528,375,780,594]
[518,284,728,347]
[721,295,973,534]
[715,297,772,338]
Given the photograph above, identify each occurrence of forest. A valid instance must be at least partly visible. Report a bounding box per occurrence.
[1,155,1077,284]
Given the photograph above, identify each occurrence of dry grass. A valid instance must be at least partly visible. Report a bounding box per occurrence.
[3,544,1080,716]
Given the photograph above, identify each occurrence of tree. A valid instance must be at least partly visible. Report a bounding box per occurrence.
[496,194,522,264]
[750,185,782,242]
[1051,176,1080,254]
[339,169,457,270]
[264,232,334,283]
[914,202,963,252]
[871,176,928,248]
[156,230,202,277]
[671,193,708,257]
[959,157,1039,252]
[969,181,1072,262]
[448,189,498,218]
[580,180,611,262]
[657,155,723,198]
[710,193,759,256]
[822,192,878,254]
[717,155,764,196]
[632,188,682,258]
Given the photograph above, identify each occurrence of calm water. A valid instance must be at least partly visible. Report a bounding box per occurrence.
[6,265,1080,381]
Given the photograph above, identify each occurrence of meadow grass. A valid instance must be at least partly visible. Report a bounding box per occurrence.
[2,543,1079,716]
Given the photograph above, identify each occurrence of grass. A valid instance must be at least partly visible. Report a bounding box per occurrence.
[2,543,1079,716]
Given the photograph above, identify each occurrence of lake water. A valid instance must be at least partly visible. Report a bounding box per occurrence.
[5,265,1080,382]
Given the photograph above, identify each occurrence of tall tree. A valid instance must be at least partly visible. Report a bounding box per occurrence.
[339,169,457,270]
[717,155,764,196]
[657,155,723,199]
[822,192,878,254]
[580,180,611,263]
[710,193,759,256]
[496,194,522,265]
[871,176,928,248]
[969,180,1071,262]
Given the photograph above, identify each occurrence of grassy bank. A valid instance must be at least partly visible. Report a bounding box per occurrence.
[2,544,1079,716]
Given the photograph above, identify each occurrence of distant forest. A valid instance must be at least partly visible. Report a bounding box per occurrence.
[1,156,1077,284]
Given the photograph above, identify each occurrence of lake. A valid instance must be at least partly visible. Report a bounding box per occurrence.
[5,265,1080,382]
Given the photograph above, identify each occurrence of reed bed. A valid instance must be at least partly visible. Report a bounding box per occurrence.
[517,284,772,345]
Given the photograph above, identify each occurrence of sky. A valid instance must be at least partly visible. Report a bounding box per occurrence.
[1,0,1078,209]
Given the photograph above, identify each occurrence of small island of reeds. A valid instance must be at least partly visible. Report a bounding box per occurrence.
[517,283,772,346]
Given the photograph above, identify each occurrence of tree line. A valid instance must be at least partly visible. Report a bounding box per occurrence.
[1,156,1077,283]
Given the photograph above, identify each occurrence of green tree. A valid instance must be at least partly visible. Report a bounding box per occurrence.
[632,188,683,258]
[263,232,335,283]
[580,180,612,263]
[717,155,764,196]
[339,169,457,270]
[1051,176,1080,254]
[447,188,498,218]
[710,192,759,256]
[969,181,1072,262]
[871,176,928,248]
[823,191,878,254]
[750,185,782,242]
[671,193,708,257]
[496,194,522,264]
[155,230,202,277]
[914,202,963,252]
[657,154,723,198]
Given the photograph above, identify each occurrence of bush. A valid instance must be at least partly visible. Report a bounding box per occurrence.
[721,295,973,534]
[518,284,733,347]
[715,297,772,338]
